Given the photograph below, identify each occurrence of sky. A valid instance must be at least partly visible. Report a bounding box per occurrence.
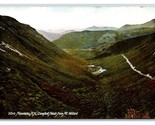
[0,5,155,32]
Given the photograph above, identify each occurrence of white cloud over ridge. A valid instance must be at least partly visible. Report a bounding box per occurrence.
[0,6,155,31]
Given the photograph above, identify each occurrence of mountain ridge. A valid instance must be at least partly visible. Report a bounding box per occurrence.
[85,26,117,31]
[119,19,155,30]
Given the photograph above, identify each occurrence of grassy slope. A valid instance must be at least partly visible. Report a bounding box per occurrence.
[53,30,111,49]
[0,16,96,118]
[95,32,155,58]
[90,33,155,118]
[63,49,95,59]
[94,27,155,57]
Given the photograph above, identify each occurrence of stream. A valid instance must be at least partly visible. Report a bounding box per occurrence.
[88,64,107,76]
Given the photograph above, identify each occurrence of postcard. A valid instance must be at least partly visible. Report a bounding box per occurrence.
[0,4,155,119]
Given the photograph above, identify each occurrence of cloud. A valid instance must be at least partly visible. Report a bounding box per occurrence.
[0,6,155,31]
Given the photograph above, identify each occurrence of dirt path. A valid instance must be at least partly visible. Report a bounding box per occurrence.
[121,54,155,80]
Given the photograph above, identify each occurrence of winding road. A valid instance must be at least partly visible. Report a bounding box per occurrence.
[121,54,155,80]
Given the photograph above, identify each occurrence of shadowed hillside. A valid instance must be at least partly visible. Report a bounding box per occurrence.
[0,15,96,118]
[91,32,155,118]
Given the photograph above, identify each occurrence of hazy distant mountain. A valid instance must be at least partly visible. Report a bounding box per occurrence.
[85,26,118,31]
[38,30,76,42]
[49,29,76,34]
[37,30,62,41]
